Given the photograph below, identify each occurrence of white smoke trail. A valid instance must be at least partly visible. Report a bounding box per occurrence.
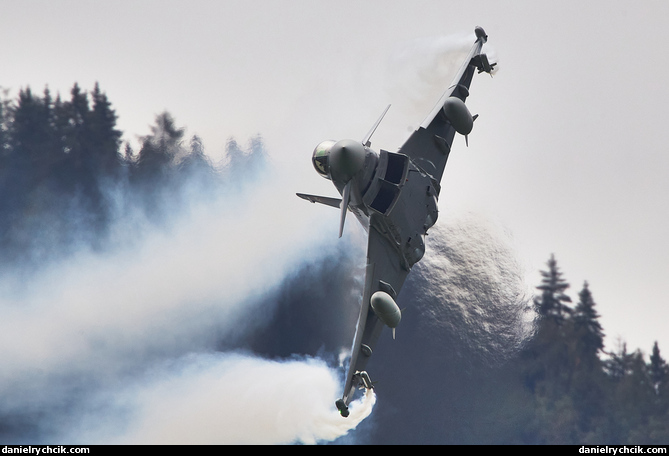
[69,353,375,445]
[0,152,374,443]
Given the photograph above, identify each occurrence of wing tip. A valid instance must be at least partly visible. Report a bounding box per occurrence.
[475,26,488,43]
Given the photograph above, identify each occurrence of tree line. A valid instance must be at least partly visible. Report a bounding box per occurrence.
[0,83,264,267]
[508,254,669,444]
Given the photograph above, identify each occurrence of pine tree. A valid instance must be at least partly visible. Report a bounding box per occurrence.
[646,342,669,442]
[0,87,12,172]
[519,255,575,411]
[649,342,668,395]
[62,83,91,159]
[51,93,69,156]
[11,87,54,168]
[0,87,16,252]
[0,87,10,157]
[178,135,212,176]
[573,281,605,363]
[123,142,134,163]
[135,111,185,177]
[89,82,122,177]
[563,282,608,442]
[535,254,573,324]
[4,86,63,210]
[52,83,92,193]
[604,340,631,381]
[130,111,187,218]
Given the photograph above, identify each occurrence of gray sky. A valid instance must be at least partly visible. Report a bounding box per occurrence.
[2,0,668,364]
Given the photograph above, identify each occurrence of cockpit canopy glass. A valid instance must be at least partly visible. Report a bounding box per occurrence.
[312,140,336,179]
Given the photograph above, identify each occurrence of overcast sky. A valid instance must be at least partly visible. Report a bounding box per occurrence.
[2,0,668,387]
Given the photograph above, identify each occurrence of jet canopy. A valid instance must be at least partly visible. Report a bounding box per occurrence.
[312,140,336,180]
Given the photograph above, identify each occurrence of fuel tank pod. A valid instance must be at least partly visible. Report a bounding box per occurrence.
[442,96,474,136]
[370,291,401,329]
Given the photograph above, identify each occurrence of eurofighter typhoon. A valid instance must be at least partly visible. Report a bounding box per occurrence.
[297,27,496,417]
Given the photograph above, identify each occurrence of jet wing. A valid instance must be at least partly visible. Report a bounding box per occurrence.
[341,215,409,406]
[296,193,342,209]
[398,29,490,185]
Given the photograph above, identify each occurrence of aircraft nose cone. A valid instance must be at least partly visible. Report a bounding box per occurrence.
[329,139,366,182]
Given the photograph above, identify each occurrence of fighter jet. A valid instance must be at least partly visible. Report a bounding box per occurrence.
[297,27,495,418]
